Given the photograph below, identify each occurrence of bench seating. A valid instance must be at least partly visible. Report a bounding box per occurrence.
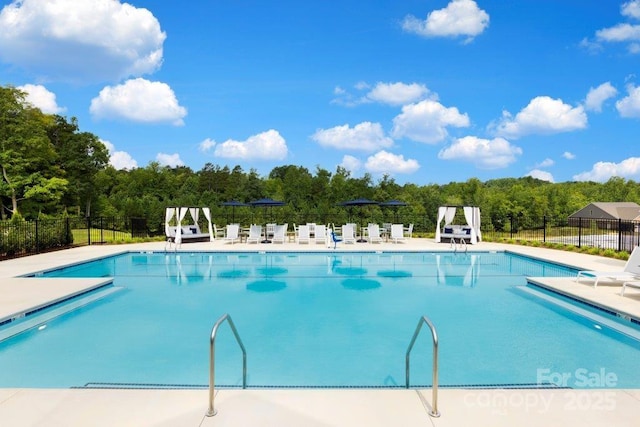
[440,225,473,242]
[166,225,211,243]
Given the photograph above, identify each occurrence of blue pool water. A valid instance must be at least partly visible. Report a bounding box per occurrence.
[1,251,639,389]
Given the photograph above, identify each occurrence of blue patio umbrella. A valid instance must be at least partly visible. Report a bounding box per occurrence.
[338,198,379,242]
[220,200,248,223]
[380,199,408,223]
[249,198,286,243]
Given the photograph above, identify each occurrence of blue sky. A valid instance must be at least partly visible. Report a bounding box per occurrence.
[1,0,639,185]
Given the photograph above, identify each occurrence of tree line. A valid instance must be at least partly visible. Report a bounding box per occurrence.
[2,84,640,232]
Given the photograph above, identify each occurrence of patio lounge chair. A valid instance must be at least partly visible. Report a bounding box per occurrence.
[403,223,414,239]
[246,224,262,244]
[272,224,287,244]
[576,246,640,287]
[390,224,406,243]
[314,224,327,244]
[620,280,640,297]
[367,224,383,244]
[223,224,240,244]
[341,224,356,244]
[297,224,311,244]
[213,224,226,240]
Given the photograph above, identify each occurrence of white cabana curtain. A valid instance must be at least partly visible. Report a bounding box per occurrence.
[463,207,478,244]
[473,207,482,241]
[176,207,190,245]
[435,207,446,242]
[189,207,198,225]
[444,207,456,225]
[436,206,457,243]
[202,207,214,241]
[165,207,176,237]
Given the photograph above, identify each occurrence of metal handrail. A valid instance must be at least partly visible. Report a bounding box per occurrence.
[406,315,440,418]
[206,314,247,417]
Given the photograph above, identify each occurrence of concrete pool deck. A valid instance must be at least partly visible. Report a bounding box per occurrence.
[1,239,639,426]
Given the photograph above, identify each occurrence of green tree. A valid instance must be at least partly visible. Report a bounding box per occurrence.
[0,86,67,218]
[47,115,109,216]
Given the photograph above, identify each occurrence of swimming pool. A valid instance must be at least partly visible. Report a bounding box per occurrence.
[1,251,639,389]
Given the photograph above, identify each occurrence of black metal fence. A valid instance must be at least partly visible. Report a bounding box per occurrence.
[480,215,640,253]
[2,214,638,261]
[0,217,148,260]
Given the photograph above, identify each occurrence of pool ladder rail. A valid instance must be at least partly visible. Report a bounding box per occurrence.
[451,237,467,253]
[406,315,441,418]
[205,313,440,418]
[206,313,247,417]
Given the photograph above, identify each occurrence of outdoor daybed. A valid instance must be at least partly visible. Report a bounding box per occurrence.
[435,206,481,244]
[165,207,214,247]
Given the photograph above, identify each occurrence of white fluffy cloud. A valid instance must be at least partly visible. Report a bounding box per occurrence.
[563,151,576,160]
[573,157,640,182]
[365,151,420,174]
[102,140,137,170]
[616,84,640,118]
[584,82,618,112]
[438,136,522,169]
[156,152,184,167]
[593,1,640,53]
[332,81,433,107]
[17,84,65,114]
[623,1,640,19]
[535,158,554,168]
[0,0,165,82]
[402,0,489,42]
[525,169,555,183]
[312,122,394,152]
[90,78,187,125]
[206,129,288,161]
[492,96,587,139]
[340,155,362,173]
[391,100,470,144]
[366,82,432,106]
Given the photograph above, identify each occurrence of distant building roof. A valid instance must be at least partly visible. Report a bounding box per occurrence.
[569,202,640,220]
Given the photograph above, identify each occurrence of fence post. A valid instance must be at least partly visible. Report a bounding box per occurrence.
[543,216,546,243]
[35,219,40,254]
[578,217,582,248]
[86,216,91,245]
[618,218,622,252]
[510,215,513,239]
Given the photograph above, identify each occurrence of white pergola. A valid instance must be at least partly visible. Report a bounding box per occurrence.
[165,207,214,245]
[435,206,482,244]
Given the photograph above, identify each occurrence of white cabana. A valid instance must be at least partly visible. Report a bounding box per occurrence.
[435,206,481,244]
[165,207,214,246]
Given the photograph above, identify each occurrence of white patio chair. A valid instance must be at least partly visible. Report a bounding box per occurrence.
[246,224,262,244]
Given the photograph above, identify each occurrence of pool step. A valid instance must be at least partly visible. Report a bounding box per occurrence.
[516,285,640,341]
[0,286,123,342]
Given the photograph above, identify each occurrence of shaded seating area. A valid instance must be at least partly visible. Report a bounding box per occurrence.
[165,207,214,248]
[435,206,481,245]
